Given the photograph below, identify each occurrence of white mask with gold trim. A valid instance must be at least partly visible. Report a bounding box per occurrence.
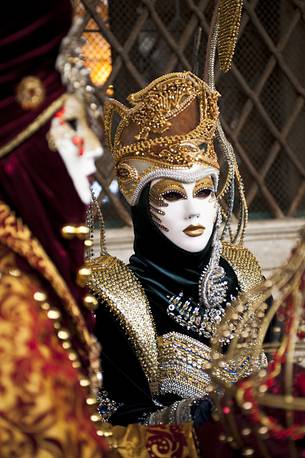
[149,175,218,253]
[49,94,103,204]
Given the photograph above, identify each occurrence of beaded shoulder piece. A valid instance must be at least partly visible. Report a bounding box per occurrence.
[157,331,265,399]
[221,242,263,292]
[87,255,159,395]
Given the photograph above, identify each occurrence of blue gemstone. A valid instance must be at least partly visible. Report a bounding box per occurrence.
[98,405,108,414]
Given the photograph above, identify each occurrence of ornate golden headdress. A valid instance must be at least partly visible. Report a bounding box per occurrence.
[103,72,220,205]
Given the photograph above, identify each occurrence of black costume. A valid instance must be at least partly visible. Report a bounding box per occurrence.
[88,72,266,427]
[94,185,262,425]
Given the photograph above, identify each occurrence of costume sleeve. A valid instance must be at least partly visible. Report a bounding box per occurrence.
[95,305,214,427]
[95,303,159,425]
[0,267,107,457]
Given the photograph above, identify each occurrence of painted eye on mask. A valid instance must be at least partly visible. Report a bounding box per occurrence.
[66,118,78,131]
[162,190,187,202]
[193,188,213,199]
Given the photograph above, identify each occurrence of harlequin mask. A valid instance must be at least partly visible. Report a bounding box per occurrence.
[49,94,103,204]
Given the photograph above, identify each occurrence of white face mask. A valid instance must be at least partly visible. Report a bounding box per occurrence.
[49,94,103,204]
[149,177,218,253]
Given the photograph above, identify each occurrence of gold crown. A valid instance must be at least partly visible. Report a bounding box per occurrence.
[104,72,220,205]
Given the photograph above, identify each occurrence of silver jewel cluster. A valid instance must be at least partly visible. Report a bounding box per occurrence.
[166,208,235,342]
[167,290,237,341]
[198,209,228,309]
[97,390,122,423]
[159,373,210,399]
[147,398,199,425]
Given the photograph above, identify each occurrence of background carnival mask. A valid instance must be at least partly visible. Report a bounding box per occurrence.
[49,94,103,204]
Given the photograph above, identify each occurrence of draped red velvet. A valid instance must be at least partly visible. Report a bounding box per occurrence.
[0,1,72,146]
[0,1,88,308]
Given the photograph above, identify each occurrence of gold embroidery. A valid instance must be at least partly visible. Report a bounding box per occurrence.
[117,162,139,182]
[0,249,106,455]
[108,423,199,458]
[103,72,220,204]
[210,242,265,352]
[128,73,202,140]
[218,0,243,72]
[158,332,263,399]
[87,255,159,394]
[0,202,98,377]
[221,242,262,292]
[145,423,199,458]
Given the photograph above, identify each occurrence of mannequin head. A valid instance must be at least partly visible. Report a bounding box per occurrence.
[49,94,103,204]
[149,175,218,252]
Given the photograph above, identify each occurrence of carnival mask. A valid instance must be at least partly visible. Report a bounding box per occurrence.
[49,94,103,204]
[149,176,218,253]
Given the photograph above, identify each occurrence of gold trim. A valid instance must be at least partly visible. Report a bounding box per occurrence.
[87,255,159,394]
[104,72,220,204]
[210,242,265,354]
[193,176,214,196]
[221,242,262,292]
[218,0,243,72]
[0,95,66,159]
[0,201,93,352]
[158,332,262,398]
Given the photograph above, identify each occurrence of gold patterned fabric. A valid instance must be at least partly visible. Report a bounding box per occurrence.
[209,242,265,351]
[107,423,198,458]
[0,246,107,457]
[0,202,96,355]
[104,72,220,205]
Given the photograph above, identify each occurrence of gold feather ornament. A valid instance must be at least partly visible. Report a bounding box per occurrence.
[217,0,244,72]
